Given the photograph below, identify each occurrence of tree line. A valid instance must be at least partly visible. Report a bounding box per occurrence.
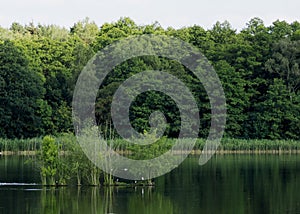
[0,17,299,140]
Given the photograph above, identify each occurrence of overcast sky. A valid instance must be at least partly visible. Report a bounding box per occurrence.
[1,0,299,30]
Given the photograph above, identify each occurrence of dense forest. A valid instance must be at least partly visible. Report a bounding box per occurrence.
[0,17,300,140]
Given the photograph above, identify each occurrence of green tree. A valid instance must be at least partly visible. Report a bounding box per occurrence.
[265,38,300,98]
[70,17,99,44]
[28,37,75,134]
[0,41,45,138]
[251,79,299,139]
[93,17,141,51]
[214,60,251,137]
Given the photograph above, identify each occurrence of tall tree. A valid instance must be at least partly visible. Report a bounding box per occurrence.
[0,41,44,138]
[265,38,300,98]
[251,79,300,139]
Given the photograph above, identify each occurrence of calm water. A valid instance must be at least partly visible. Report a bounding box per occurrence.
[0,155,300,214]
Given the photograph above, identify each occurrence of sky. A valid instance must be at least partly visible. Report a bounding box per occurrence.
[0,0,299,30]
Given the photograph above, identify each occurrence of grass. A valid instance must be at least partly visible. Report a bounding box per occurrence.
[110,138,300,154]
[0,137,42,153]
[1,135,300,154]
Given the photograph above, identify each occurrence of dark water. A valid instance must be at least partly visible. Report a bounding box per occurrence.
[1,155,300,214]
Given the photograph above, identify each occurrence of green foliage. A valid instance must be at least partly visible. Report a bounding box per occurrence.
[70,17,99,44]
[0,41,45,138]
[126,130,173,160]
[265,38,300,95]
[251,79,300,139]
[40,136,58,185]
[0,18,300,140]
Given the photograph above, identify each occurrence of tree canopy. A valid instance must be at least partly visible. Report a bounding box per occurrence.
[0,17,300,140]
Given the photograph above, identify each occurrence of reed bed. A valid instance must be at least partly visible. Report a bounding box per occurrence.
[1,136,300,153]
[0,137,42,153]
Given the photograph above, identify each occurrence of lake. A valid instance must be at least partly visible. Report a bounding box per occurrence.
[0,155,300,213]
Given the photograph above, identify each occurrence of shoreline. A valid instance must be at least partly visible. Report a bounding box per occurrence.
[1,149,300,156]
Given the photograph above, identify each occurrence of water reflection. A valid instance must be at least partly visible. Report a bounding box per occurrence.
[37,186,174,214]
[1,155,300,213]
